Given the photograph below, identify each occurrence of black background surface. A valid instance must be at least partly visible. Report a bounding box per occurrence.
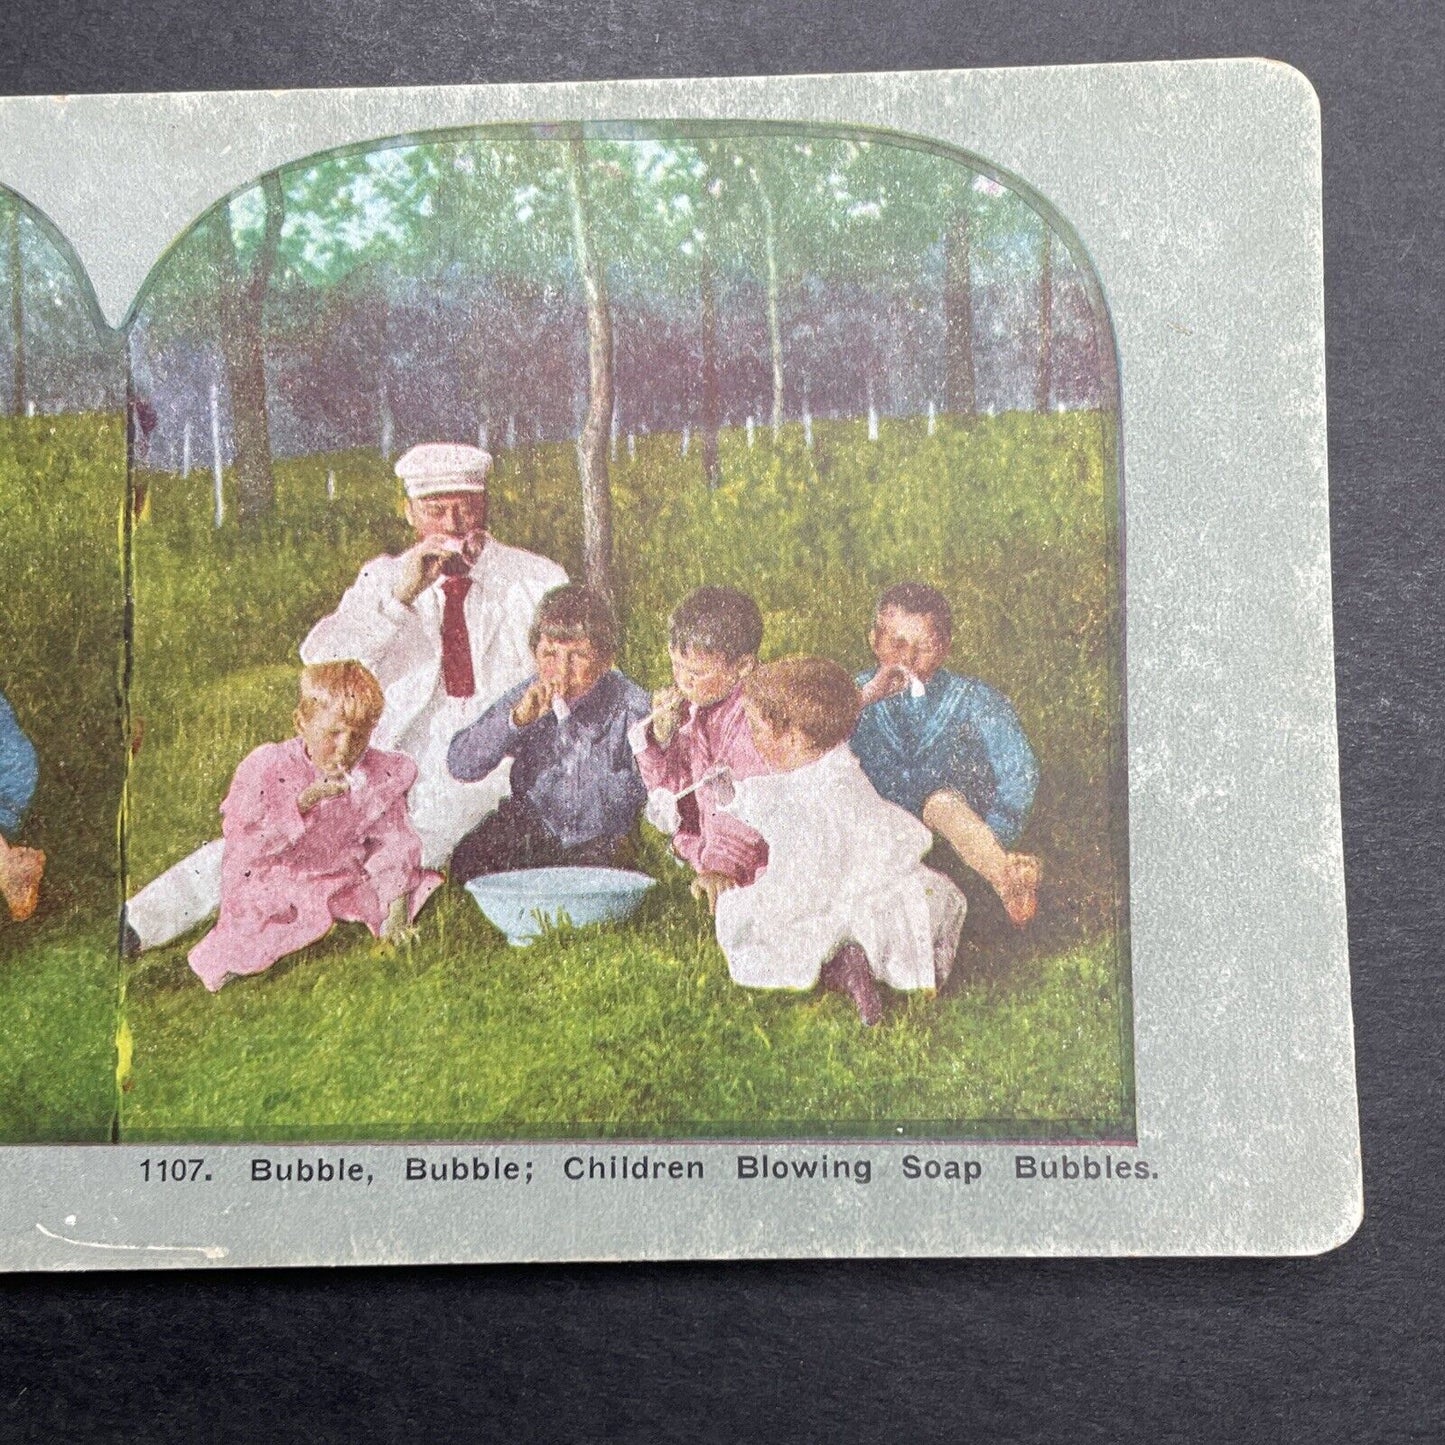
[2,4,1441,1440]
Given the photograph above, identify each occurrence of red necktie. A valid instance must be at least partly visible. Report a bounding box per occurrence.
[440,576,476,698]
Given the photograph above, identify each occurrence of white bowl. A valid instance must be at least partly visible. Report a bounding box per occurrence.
[463,866,657,946]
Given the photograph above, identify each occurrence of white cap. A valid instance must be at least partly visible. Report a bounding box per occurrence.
[394,443,491,499]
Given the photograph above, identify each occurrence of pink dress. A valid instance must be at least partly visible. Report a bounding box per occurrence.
[632,683,769,886]
[188,737,442,991]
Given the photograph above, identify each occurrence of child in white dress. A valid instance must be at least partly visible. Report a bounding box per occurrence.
[714,657,966,1025]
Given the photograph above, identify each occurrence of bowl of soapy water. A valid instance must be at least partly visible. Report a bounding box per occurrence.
[463,867,657,945]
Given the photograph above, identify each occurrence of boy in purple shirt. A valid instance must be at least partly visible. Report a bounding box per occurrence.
[447,586,650,881]
[631,586,770,912]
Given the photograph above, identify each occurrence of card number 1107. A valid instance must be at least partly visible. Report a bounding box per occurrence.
[139,1158,211,1182]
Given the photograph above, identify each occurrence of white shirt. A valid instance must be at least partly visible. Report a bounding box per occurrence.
[714,745,966,992]
[300,533,566,754]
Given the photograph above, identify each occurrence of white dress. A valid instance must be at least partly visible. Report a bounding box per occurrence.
[713,745,966,993]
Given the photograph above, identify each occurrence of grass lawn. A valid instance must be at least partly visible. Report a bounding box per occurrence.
[0,415,124,1142]
[0,918,118,1141]
[120,828,1129,1141]
[118,412,1133,1143]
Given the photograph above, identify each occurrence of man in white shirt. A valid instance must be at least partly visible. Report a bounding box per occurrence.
[124,442,566,952]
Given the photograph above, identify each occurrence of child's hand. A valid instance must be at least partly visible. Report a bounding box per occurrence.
[297,778,350,813]
[649,687,688,747]
[859,665,911,707]
[690,871,737,915]
[379,895,418,948]
[511,678,557,729]
[645,788,682,835]
[705,767,735,807]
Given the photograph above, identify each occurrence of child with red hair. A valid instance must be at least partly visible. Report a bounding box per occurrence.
[188,662,441,992]
[715,657,966,1026]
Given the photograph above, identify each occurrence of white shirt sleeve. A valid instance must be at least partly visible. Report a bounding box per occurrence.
[299,557,424,676]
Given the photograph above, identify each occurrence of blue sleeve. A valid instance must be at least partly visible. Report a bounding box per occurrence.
[973,687,1038,847]
[0,692,39,838]
[447,680,530,782]
[849,704,896,804]
[849,668,895,790]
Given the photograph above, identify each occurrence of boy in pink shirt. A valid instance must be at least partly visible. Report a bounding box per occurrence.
[188,662,441,993]
[631,586,769,911]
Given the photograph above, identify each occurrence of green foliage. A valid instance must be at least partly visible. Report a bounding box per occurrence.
[0,415,125,917]
[1,191,119,405]
[0,922,119,1141]
[121,886,1127,1142]
[134,126,1076,344]
[120,411,1131,1141]
[0,415,126,1140]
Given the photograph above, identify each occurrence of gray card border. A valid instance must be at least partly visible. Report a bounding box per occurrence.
[0,59,1357,1264]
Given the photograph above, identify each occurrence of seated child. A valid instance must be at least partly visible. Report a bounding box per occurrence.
[714,657,966,1026]
[630,586,770,911]
[188,662,441,993]
[0,688,44,922]
[446,585,650,881]
[851,582,1041,926]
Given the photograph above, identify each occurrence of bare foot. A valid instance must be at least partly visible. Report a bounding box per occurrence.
[998,853,1040,928]
[0,846,46,922]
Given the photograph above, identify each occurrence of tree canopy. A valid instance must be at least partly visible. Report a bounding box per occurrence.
[127,123,1111,470]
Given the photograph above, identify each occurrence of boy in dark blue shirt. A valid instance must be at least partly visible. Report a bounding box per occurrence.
[447,586,650,881]
[851,583,1040,927]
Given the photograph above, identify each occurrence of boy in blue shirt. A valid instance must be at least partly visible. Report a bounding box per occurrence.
[0,689,44,921]
[851,583,1040,927]
[447,586,650,881]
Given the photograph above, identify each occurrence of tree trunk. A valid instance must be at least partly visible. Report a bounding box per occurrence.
[756,175,784,437]
[6,200,25,418]
[943,204,976,420]
[213,172,283,525]
[473,324,490,451]
[698,239,720,488]
[435,148,469,274]
[1035,226,1054,414]
[565,132,615,607]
